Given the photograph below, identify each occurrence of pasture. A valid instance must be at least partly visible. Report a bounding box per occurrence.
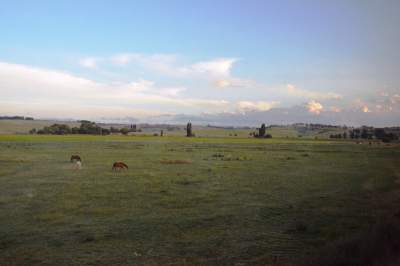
[1,135,400,265]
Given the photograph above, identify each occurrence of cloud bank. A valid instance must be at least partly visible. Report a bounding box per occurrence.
[1,52,399,126]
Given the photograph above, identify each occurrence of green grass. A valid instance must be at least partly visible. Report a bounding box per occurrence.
[0,134,339,144]
[1,136,400,265]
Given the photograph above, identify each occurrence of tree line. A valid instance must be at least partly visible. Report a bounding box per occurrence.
[30,121,140,135]
[330,127,399,142]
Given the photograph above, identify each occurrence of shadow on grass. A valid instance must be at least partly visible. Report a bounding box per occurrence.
[292,217,400,266]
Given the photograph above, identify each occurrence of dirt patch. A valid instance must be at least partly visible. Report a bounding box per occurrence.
[160,159,192,164]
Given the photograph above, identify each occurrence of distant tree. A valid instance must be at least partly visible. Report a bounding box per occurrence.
[29,128,36,134]
[160,130,164,137]
[343,132,347,139]
[120,128,129,135]
[34,124,71,135]
[354,129,361,139]
[374,128,398,142]
[110,127,120,133]
[254,124,271,138]
[49,124,71,135]
[374,128,385,140]
[361,128,369,139]
[350,130,355,139]
[258,123,266,137]
[71,127,80,134]
[101,128,110,135]
[79,121,101,134]
[186,122,194,137]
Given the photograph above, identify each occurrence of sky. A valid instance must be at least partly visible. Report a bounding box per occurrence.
[0,0,399,126]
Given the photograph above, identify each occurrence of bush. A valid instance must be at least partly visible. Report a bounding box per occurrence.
[120,128,129,135]
[110,127,120,133]
[35,124,71,135]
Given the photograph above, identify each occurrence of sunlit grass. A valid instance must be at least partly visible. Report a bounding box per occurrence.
[0,137,399,264]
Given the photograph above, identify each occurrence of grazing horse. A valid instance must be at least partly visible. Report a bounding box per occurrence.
[70,155,82,162]
[112,162,128,170]
[74,160,82,170]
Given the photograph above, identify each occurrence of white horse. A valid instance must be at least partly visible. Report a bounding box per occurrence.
[74,160,82,170]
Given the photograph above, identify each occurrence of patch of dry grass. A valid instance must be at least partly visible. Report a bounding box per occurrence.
[160,159,192,164]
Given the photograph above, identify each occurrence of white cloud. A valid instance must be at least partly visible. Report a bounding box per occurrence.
[286,84,342,100]
[306,100,323,114]
[183,58,237,77]
[237,101,279,112]
[79,57,100,68]
[83,53,239,80]
[110,53,180,76]
[362,106,370,113]
[329,106,342,113]
[212,77,256,88]
[213,79,231,88]
[0,101,167,120]
[110,53,138,66]
[157,87,186,97]
[0,61,233,118]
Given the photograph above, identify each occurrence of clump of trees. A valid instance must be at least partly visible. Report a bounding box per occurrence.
[330,132,347,139]
[32,120,111,135]
[76,120,110,135]
[373,128,398,143]
[330,127,399,142]
[186,122,195,137]
[118,124,141,135]
[35,123,74,135]
[253,123,272,138]
[31,121,147,136]
[119,127,130,135]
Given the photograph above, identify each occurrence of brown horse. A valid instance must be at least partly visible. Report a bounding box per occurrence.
[70,155,81,162]
[112,162,128,170]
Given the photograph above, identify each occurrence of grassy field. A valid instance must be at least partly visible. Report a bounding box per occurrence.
[0,119,345,139]
[1,135,400,265]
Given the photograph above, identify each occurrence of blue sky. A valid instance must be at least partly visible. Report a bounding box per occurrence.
[0,0,399,125]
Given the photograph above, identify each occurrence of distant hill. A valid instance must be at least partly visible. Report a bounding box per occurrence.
[0,116,34,120]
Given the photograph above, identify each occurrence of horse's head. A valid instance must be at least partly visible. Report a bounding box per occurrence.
[70,155,81,162]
